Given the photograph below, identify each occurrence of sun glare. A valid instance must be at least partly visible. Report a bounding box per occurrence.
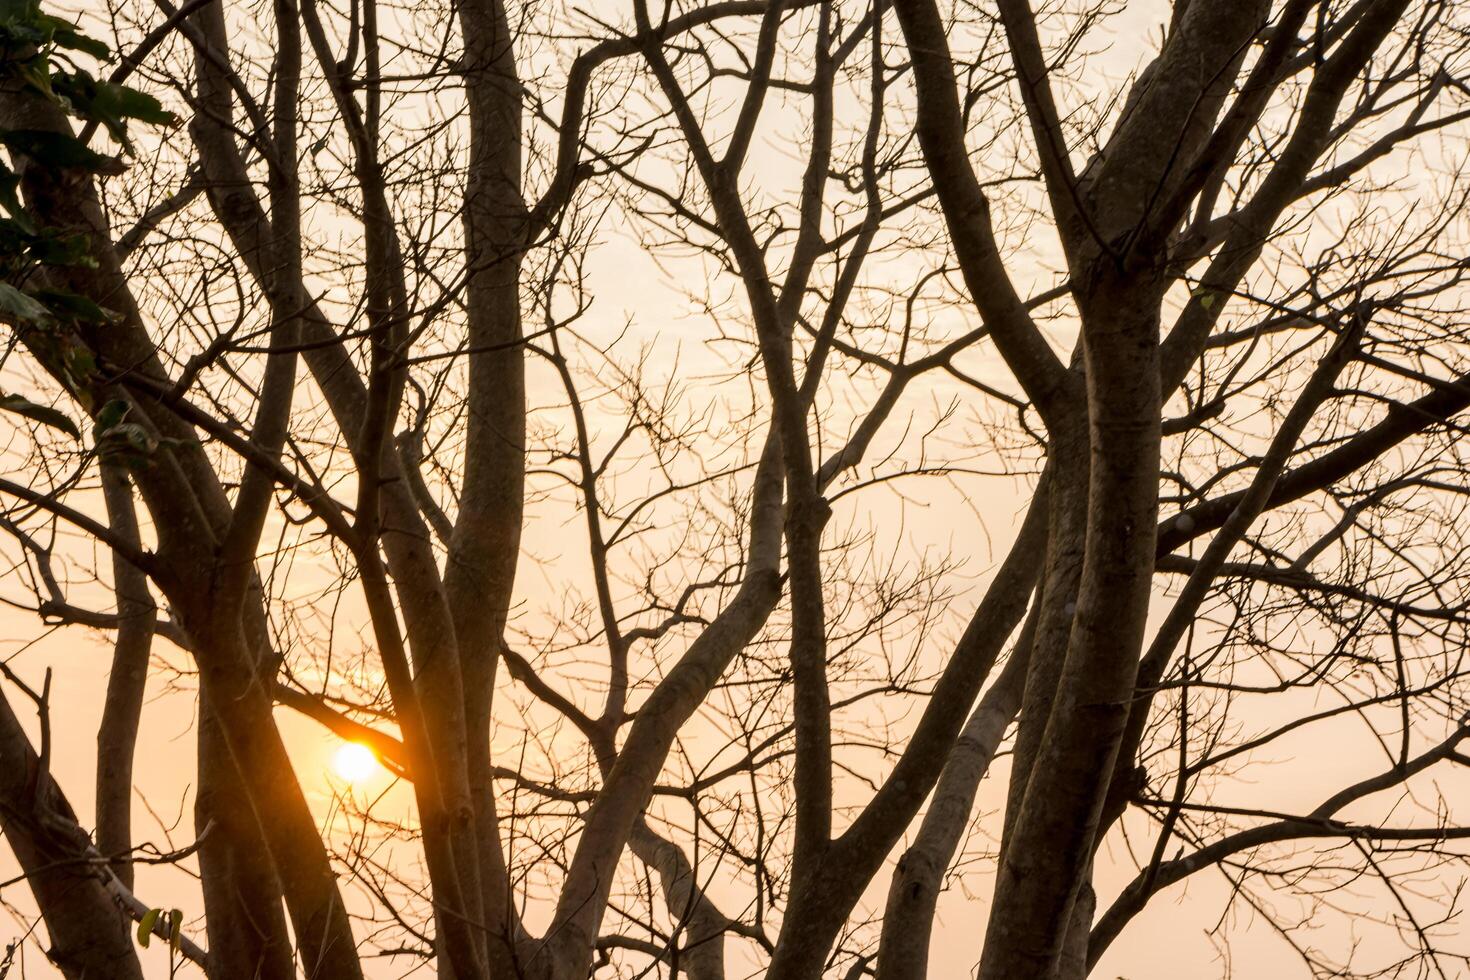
[332,742,381,783]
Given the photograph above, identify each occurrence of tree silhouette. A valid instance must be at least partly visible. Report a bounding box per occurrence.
[2,1,1470,978]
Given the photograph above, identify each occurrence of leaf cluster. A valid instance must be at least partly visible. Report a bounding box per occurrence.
[0,0,172,435]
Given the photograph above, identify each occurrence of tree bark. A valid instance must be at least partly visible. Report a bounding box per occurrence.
[95,464,154,892]
[449,0,528,966]
[977,275,1163,980]
[0,689,144,980]
[874,628,1031,980]
[194,705,296,980]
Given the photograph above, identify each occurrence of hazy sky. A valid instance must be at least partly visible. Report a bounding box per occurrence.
[3,0,1468,976]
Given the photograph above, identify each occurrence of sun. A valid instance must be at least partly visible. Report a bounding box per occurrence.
[332,742,382,783]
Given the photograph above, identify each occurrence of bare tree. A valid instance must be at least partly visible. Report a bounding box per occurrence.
[2,0,1470,978]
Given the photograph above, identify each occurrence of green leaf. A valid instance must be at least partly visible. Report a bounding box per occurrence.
[0,128,109,171]
[0,392,79,437]
[0,282,48,322]
[94,398,128,433]
[51,72,174,149]
[48,23,110,60]
[97,421,158,464]
[136,908,161,948]
[96,81,173,127]
[168,910,183,951]
[32,287,109,323]
[26,231,92,267]
[15,57,52,98]
[0,0,42,23]
[61,344,96,385]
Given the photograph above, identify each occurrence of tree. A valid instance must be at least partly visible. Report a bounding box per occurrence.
[1,0,1469,977]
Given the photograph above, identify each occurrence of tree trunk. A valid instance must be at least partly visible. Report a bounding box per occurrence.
[0,690,143,980]
[874,639,1030,980]
[95,464,154,892]
[195,703,296,980]
[188,617,364,980]
[978,279,1163,979]
[449,0,529,965]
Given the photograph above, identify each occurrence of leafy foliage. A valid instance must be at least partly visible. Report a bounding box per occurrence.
[0,0,173,434]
